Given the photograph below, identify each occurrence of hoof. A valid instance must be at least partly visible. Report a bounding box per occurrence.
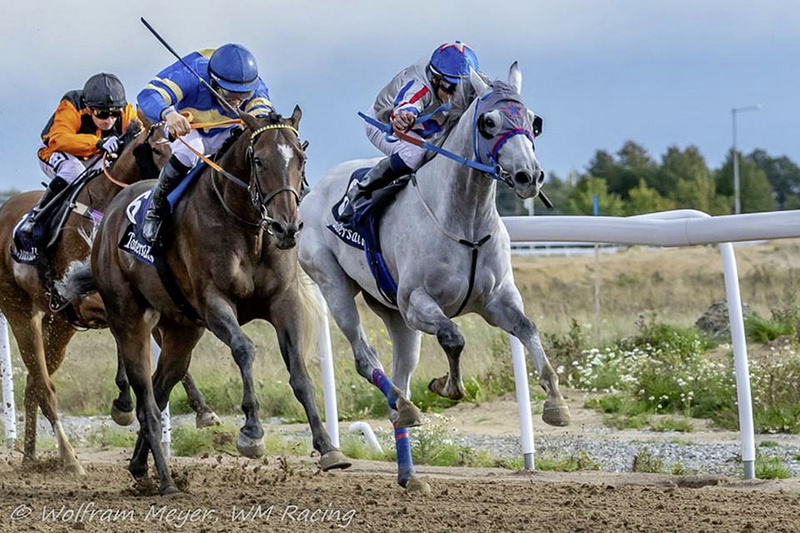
[160,484,181,496]
[64,462,86,476]
[395,396,423,428]
[428,375,464,400]
[320,450,352,471]
[542,400,571,427]
[236,433,265,458]
[403,476,431,494]
[195,410,221,429]
[111,404,136,427]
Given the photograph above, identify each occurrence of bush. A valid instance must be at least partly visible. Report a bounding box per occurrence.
[755,455,791,479]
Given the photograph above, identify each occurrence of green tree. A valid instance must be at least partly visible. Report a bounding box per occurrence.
[658,145,727,213]
[748,150,800,209]
[536,171,574,216]
[716,151,776,213]
[566,176,626,215]
[626,179,676,215]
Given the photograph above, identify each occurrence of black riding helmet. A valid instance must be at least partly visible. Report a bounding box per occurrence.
[83,73,126,110]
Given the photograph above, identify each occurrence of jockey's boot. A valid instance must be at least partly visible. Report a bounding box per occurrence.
[343,154,412,218]
[17,176,69,239]
[142,156,191,243]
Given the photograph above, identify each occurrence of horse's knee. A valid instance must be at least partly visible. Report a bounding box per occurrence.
[436,324,464,354]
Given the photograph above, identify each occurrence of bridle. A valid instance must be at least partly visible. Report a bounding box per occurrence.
[244,123,305,231]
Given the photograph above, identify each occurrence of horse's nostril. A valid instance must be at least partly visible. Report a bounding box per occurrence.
[537,170,546,186]
[271,222,286,235]
[514,171,532,186]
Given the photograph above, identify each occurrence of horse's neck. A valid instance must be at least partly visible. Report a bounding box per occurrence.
[214,139,259,217]
[80,148,141,209]
[413,108,498,239]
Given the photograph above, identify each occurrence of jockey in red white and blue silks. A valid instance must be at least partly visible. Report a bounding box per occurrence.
[345,41,480,212]
[136,44,274,242]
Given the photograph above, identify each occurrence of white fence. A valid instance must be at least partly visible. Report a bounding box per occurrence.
[2,209,800,479]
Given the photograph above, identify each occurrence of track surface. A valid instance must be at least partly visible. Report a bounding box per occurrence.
[0,450,798,532]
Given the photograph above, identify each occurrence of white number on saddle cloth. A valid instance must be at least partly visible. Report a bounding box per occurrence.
[126,190,153,224]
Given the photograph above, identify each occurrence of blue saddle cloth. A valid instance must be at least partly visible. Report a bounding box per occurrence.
[327,167,410,305]
[10,212,41,265]
[118,162,207,266]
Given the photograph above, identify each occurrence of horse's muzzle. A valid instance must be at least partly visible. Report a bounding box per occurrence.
[513,169,545,199]
[272,220,301,249]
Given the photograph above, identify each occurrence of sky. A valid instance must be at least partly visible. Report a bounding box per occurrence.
[1,1,798,191]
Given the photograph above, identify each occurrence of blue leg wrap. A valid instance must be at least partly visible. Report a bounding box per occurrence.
[372,369,398,410]
[394,423,415,484]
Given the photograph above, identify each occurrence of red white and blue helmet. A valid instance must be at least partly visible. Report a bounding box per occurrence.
[209,44,260,93]
[429,41,479,84]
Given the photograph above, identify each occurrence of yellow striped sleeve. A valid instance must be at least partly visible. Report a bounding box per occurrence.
[145,83,172,105]
[158,77,184,102]
[245,97,273,112]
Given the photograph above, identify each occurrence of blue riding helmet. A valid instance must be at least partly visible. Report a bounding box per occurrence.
[429,41,479,84]
[208,44,260,93]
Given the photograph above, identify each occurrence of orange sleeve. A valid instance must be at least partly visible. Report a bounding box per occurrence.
[46,100,100,158]
[120,103,141,133]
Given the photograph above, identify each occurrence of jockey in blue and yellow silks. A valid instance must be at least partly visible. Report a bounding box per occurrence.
[137,44,274,242]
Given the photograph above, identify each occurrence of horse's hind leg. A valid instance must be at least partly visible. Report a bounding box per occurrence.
[115,319,177,494]
[363,295,429,492]
[481,285,570,427]
[181,373,221,428]
[404,288,466,401]
[268,289,349,471]
[112,330,218,428]
[303,253,422,428]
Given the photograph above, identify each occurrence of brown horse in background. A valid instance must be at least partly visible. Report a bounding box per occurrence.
[64,109,349,494]
[0,123,217,475]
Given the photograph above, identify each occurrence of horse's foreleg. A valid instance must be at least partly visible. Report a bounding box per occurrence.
[111,348,135,426]
[269,291,350,472]
[482,286,571,427]
[181,373,221,428]
[405,288,466,401]
[23,374,37,461]
[363,295,429,492]
[316,274,422,428]
[203,292,264,458]
[10,311,83,474]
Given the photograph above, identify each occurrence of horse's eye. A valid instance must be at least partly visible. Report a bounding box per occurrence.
[485,117,495,129]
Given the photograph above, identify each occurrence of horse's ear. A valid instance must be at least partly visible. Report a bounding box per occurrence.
[508,61,522,94]
[238,112,259,131]
[469,68,491,97]
[289,105,302,128]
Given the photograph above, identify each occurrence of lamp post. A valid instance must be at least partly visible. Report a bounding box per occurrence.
[731,104,761,214]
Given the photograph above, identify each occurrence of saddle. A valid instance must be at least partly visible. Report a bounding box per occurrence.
[11,175,101,265]
[328,166,411,305]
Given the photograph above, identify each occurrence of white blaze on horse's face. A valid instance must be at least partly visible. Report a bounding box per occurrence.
[278,143,293,170]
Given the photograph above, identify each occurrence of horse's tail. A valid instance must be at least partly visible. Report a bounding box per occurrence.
[296,267,322,359]
[55,259,96,303]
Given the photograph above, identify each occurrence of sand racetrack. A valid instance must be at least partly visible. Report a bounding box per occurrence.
[0,449,798,532]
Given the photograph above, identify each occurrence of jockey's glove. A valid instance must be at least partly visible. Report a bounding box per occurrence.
[97,135,119,155]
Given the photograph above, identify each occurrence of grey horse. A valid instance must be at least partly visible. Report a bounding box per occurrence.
[299,63,570,491]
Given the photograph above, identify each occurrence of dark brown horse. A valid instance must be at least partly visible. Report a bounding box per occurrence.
[66,109,349,494]
[0,124,217,475]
